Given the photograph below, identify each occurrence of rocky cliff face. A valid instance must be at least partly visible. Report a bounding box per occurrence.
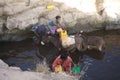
[0,0,120,41]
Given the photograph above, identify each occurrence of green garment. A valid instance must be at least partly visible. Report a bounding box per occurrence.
[48,18,61,29]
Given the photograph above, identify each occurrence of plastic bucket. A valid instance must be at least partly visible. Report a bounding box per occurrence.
[72,66,81,73]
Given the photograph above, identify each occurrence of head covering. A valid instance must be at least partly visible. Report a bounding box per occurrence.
[60,53,68,61]
[56,16,61,19]
[31,26,38,31]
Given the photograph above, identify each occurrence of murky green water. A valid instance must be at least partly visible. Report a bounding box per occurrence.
[0,30,120,80]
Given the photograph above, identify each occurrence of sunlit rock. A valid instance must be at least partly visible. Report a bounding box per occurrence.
[0,7,3,16]
[0,59,76,80]
[54,0,96,13]
[104,0,120,19]
[0,0,5,7]
[4,0,42,15]
[6,7,46,30]
[0,0,120,41]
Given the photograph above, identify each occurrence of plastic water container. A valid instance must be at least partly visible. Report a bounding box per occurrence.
[55,65,62,73]
[47,5,55,9]
[72,66,81,73]
[59,30,68,37]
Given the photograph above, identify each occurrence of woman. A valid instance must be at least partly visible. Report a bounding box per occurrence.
[52,52,73,73]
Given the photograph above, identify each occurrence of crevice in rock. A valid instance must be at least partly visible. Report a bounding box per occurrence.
[95,0,104,15]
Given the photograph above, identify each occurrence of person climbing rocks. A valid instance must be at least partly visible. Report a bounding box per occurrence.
[52,52,73,73]
[48,15,65,35]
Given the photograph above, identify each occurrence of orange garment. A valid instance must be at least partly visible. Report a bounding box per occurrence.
[52,55,72,72]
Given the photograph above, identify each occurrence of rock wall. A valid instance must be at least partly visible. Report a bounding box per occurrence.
[0,0,120,41]
[0,59,76,80]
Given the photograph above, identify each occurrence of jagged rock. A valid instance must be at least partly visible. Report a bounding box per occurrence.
[106,24,120,30]
[6,7,46,30]
[0,0,120,41]
[4,2,31,16]
[63,13,73,23]
[38,17,49,25]
[0,19,5,34]
[58,4,70,11]
[45,8,60,19]
[0,7,3,16]
[0,0,5,7]
[95,0,104,15]
[3,0,42,16]
[0,59,76,80]
[0,60,8,68]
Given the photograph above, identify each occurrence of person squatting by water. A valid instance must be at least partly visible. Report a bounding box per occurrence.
[52,52,73,73]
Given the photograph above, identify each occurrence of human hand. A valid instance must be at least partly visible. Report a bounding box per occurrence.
[47,31,50,34]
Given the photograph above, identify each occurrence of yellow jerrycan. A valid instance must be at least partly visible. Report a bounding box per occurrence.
[59,30,68,37]
[55,65,62,73]
[47,5,55,9]
[59,30,69,47]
